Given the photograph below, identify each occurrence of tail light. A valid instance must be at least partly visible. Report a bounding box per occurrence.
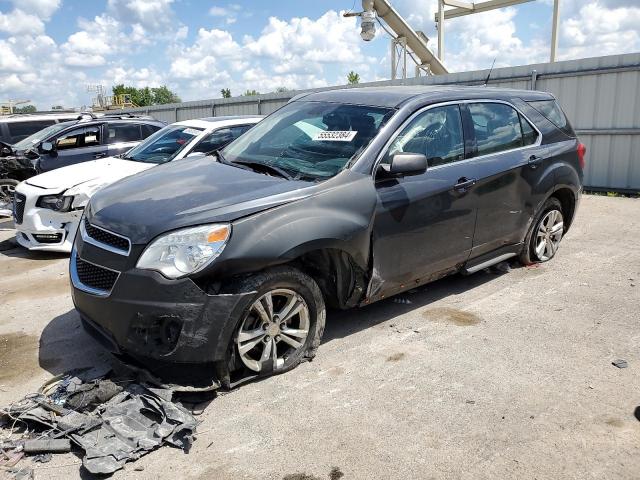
[577,143,586,170]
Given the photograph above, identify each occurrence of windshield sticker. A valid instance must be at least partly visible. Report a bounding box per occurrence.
[313,130,357,142]
[182,128,201,136]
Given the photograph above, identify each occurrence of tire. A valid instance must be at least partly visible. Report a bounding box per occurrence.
[0,179,19,217]
[226,266,326,378]
[519,197,565,265]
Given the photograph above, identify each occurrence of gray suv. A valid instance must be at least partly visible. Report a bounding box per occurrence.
[71,86,584,388]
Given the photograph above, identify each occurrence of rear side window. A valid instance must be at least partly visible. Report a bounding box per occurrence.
[386,105,464,168]
[191,125,253,154]
[141,124,161,138]
[527,100,567,129]
[7,120,56,141]
[468,103,530,156]
[107,124,142,143]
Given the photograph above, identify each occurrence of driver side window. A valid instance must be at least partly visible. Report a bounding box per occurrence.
[385,105,464,168]
[55,126,101,150]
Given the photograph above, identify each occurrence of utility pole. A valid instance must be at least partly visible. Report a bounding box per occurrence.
[438,0,445,61]
[550,0,560,62]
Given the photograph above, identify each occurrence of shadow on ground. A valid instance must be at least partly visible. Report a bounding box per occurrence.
[39,309,111,376]
[33,266,514,388]
[323,268,511,343]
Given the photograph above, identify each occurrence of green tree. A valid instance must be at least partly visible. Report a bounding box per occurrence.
[242,89,259,96]
[151,85,180,104]
[347,71,360,85]
[111,84,180,106]
[274,86,290,93]
[220,88,231,98]
[14,104,37,113]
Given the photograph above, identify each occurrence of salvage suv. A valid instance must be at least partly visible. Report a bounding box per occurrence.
[71,86,584,387]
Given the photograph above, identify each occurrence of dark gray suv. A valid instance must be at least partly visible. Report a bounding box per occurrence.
[70,86,584,387]
[0,113,164,181]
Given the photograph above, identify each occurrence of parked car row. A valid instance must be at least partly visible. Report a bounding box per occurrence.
[11,116,261,252]
[7,86,585,389]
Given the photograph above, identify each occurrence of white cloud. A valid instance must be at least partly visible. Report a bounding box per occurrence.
[61,15,125,67]
[10,0,61,19]
[561,1,640,59]
[0,40,29,72]
[107,0,176,32]
[209,4,241,24]
[0,8,45,35]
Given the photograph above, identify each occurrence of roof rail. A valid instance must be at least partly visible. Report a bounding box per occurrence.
[77,111,98,120]
[102,112,151,119]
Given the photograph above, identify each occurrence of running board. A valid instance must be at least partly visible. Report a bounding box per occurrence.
[464,253,516,274]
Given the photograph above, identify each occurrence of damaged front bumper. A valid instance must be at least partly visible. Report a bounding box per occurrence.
[14,182,83,253]
[70,238,254,377]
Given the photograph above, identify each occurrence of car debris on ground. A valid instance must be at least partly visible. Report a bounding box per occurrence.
[612,359,628,369]
[0,363,199,477]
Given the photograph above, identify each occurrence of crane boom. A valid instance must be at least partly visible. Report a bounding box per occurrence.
[369,0,448,74]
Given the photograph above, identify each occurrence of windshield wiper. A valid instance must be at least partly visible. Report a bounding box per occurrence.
[215,150,293,180]
[232,160,293,180]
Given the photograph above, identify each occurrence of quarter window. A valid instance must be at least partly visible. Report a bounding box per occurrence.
[520,115,537,146]
[468,103,528,156]
[527,99,567,129]
[386,105,464,168]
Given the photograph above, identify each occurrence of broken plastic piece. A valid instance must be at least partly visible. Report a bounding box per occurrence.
[612,359,628,369]
[23,439,71,453]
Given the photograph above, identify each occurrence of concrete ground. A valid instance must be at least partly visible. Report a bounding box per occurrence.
[1,194,639,480]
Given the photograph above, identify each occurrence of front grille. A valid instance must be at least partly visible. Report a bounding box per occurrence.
[84,217,130,253]
[75,256,119,292]
[13,193,26,224]
[33,233,63,244]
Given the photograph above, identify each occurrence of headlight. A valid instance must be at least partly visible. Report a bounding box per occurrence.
[136,224,231,279]
[37,194,74,212]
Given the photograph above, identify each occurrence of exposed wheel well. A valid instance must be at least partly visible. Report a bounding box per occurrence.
[551,188,576,231]
[290,249,368,310]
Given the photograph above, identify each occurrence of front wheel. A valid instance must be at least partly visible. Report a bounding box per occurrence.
[0,179,18,218]
[520,197,565,264]
[229,267,326,378]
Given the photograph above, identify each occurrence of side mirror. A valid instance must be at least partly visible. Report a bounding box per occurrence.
[41,141,54,153]
[380,152,427,177]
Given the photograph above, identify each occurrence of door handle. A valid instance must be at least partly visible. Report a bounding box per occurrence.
[93,153,106,159]
[528,155,543,168]
[453,177,477,192]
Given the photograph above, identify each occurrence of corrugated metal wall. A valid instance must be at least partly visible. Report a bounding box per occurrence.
[122,53,640,192]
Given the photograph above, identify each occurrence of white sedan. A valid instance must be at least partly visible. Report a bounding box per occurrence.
[13,115,261,252]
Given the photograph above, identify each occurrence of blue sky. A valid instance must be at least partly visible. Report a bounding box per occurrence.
[1,0,639,109]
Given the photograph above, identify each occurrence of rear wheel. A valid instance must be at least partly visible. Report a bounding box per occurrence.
[520,197,564,264]
[230,267,325,377]
[0,179,18,218]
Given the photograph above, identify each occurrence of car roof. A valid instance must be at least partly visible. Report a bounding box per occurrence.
[53,116,165,129]
[0,113,79,123]
[296,85,555,109]
[173,115,263,129]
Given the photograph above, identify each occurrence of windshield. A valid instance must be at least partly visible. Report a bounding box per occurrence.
[122,125,204,164]
[222,101,394,181]
[12,123,70,151]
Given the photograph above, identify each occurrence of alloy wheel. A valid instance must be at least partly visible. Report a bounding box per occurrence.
[236,288,310,373]
[534,209,564,261]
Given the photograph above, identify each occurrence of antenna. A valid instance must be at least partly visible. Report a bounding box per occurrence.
[484,58,496,86]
